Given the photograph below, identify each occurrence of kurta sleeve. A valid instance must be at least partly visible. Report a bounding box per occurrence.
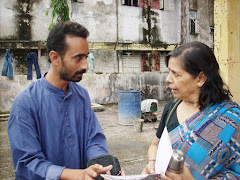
[86,109,108,162]
[83,88,108,163]
[7,93,65,179]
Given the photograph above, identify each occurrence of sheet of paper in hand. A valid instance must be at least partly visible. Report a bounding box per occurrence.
[155,126,173,174]
[101,174,161,180]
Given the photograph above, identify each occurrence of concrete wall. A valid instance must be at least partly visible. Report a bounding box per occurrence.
[0,70,170,113]
[0,76,34,113]
[118,0,181,44]
[0,0,215,112]
[0,0,51,41]
[91,50,118,73]
[0,0,182,44]
[181,0,214,47]
[31,0,52,41]
[0,0,17,39]
[70,0,117,43]
[81,72,170,104]
[0,50,171,112]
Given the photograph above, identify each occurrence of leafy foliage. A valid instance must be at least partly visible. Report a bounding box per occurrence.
[46,0,70,30]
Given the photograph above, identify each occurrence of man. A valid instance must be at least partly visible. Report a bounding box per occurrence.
[7,22,112,179]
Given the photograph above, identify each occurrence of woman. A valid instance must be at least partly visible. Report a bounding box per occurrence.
[142,41,240,179]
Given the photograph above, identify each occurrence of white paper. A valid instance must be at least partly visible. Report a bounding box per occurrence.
[155,127,172,174]
[101,174,161,180]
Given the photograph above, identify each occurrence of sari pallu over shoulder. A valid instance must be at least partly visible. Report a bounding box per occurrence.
[169,100,240,180]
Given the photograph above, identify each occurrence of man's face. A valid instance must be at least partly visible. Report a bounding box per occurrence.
[59,35,89,82]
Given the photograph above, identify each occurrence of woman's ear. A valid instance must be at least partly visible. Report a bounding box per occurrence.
[49,51,60,65]
[197,71,207,87]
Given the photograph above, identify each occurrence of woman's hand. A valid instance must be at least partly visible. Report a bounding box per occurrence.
[141,160,155,174]
[160,165,194,180]
[142,136,159,174]
[120,168,126,176]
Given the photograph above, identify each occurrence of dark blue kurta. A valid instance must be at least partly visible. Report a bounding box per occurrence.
[8,76,108,179]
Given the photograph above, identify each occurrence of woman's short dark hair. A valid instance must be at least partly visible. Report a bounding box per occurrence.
[46,22,89,63]
[165,41,231,110]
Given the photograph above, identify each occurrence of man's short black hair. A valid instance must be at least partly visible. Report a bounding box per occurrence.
[46,22,89,63]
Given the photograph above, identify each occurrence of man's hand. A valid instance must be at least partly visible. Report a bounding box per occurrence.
[120,168,126,176]
[60,164,113,180]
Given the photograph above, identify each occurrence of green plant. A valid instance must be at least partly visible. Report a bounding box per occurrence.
[46,0,70,30]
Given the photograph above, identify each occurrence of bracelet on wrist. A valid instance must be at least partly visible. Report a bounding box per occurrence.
[148,159,156,163]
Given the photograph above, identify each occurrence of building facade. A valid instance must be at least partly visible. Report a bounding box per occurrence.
[0,0,215,112]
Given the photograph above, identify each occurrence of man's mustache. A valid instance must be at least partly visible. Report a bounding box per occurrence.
[75,70,86,75]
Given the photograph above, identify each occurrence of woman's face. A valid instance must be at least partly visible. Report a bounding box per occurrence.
[166,57,201,102]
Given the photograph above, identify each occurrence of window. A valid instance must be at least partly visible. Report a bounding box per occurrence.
[164,0,175,11]
[122,51,141,73]
[160,51,168,72]
[190,11,197,34]
[141,51,161,72]
[122,0,138,7]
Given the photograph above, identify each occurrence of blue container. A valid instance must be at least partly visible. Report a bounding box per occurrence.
[118,89,141,125]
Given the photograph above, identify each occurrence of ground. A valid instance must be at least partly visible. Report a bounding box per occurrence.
[0,101,167,179]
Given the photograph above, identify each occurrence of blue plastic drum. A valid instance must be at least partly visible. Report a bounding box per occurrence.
[118,89,141,125]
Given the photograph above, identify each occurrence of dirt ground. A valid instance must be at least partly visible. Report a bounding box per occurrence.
[0,101,167,179]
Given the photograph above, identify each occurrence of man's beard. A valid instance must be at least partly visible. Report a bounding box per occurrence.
[59,64,86,82]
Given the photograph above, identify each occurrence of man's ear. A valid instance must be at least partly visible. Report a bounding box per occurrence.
[49,51,61,65]
[197,71,207,87]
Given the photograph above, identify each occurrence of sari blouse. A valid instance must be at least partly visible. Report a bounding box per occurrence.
[169,100,240,180]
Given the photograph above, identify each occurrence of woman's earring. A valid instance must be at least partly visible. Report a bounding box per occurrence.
[198,83,201,87]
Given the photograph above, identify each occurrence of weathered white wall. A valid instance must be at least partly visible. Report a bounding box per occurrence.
[0,51,46,112]
[181,0,214,47]
[81,72,170,104]
[0,0,17,39]
[196,0,214,47]
[0,71,169,112]
[0,0,182,44]
[31,0,52,41]
[118,5,142,43]
[0,0,52,41]
[70,0,117,42]
[0,76,34,113]
[0,0,214,112]
[0,51,170,112]
[158,1,181,44]
[118,0,181,44]
[91,50,118,73]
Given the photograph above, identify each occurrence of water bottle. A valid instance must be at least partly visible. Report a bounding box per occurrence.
[167,149,185,174]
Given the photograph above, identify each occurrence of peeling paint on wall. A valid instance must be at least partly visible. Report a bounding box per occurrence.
[141,1,160,44]
[15,0,32,40]
[12,0,41,40]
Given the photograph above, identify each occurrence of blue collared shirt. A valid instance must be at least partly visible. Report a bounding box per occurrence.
[7,76,108,180]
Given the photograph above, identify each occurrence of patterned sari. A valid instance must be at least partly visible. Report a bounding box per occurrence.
[169,100,240,180]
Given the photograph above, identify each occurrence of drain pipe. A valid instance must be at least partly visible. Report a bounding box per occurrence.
[116,0,120,73]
